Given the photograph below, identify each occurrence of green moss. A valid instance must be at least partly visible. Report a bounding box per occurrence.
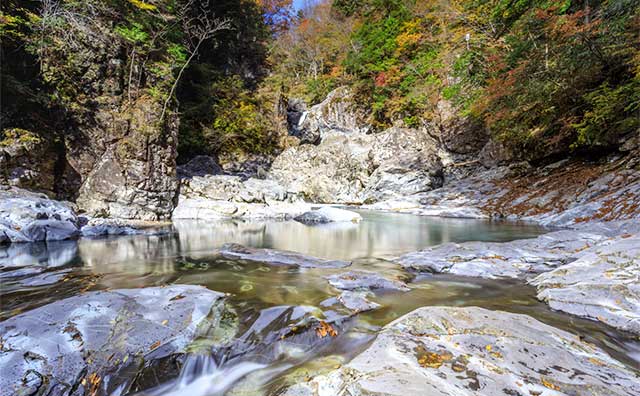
[0,128,42,148]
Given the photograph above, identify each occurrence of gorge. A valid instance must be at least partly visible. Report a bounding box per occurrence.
[1,1,639,395]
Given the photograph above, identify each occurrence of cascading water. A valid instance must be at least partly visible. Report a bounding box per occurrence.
[140,353,267,396]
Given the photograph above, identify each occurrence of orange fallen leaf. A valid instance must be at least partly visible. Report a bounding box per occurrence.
[316,321,337,338]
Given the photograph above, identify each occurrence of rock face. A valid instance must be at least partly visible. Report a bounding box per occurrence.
[72,98,178,221]
[4,7,180,220]
[531,234,640,335]
[294,207,362,225]
[0,188,79,243]
[279,307,640,396]
[0,129,60,194]
[271,127,443,204]
[436,100,489,155]
[397,229,607,280]
[0,285,225,396]
[173,175,310,220]
[215,243,351,268]
[290,87,370,144]
[373,156,640,227]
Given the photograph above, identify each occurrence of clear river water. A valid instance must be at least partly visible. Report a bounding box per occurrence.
[1,210,639,395]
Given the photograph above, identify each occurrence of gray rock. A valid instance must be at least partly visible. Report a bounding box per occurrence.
[279,307,640,396]
[174,175,310,220]
[216,243,351,268]
[531,235,640,335]
[79,217,172,238]
[0,189,79,243]
[271,127,443,204]
[397,229,607,279]
[325,270,409,292]
[172,198,311,220]
[0,285,225,396]
[294,207,362,225]
[336,291,381,313]
[291,87,370,144]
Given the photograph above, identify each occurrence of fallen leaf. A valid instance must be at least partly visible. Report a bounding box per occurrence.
[316,321,337,338]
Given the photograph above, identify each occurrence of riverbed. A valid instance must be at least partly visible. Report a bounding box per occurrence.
[1,210,638,395]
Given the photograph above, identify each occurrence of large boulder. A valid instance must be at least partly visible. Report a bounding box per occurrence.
[290,87,370,144]
[0,188,79,243]
[270,127,443,204]
[174,175,310,220]
[531,234,640,335]
[278,307,640,396]
[294,207,362,225]
[0,285,226,396]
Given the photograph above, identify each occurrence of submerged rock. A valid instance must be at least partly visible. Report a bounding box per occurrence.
[294,207,362,225]
[531,234,640,335]
[325,270,409,292]
[397,229,607,279]
[326,291,381,314]
[216,243,351,268]
[0,188,79,243]
[0,285,225,396]
[279,307,640,396]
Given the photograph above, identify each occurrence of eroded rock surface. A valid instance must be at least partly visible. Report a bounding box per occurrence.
[0,188,79,243]
[325,270,409,292]
[371,157,640,227]
[294,207,362,225]
[174,175,310,220]
[531,234,640,335]
[397,229,607,279]
[271,127,443,204]
[279,307,640,396]
[215,243,351,268]
[290,87,370,144]
[0,285,225,396]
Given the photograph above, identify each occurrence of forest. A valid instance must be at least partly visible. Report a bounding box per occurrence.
[2,0,639,164]
[1,2,640,396]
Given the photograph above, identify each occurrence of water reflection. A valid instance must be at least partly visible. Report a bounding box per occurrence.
[173,210,544,261]
[1,210,638,394]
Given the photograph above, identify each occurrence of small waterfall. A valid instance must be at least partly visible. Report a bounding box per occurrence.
[141,354,266,396]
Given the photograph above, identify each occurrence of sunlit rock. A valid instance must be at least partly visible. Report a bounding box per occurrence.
[278,307,640,396]
[531,234,640,335]
[0,285,225,396]
[294,207,362,225]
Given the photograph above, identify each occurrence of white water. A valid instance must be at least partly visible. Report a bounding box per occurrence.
[140,354,267,396]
